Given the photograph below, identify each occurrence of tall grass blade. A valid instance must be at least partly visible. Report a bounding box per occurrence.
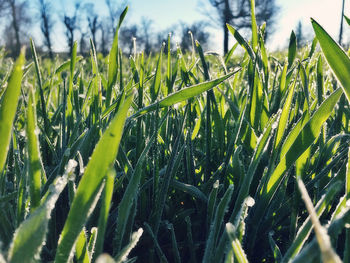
[226,223,249,263]
[265,88,342,196]
[296,178,342,263]
[26,87,45,210]
[94,168,116,261]
[288,31,297,68]
[132,70,239,118]
[55,93,133,263]
[8,160,76,263]
[227,24,255,60]
[312,18,350,102]
[106,6,128,107]
[203,185,234,263]
[0,48,25,174]
[114,228,143,263]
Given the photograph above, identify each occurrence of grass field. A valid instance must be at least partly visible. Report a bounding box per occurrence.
[1,3,350,263]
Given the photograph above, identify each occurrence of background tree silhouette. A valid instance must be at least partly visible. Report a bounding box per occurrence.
[206,0,278,54]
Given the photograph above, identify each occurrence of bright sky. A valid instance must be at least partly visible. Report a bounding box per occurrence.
[40,0,350,54]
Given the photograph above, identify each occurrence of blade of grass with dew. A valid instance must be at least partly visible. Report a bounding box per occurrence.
[94,168,116,261]
[288,31,297,68]
[250,0,258,52]
[227,24,255,60]
[55,93,133,263]
[274,71,297,150]
[293,206,350,263]
[312,18,350,102]
[114,228,143,263]
[30,39,50,136]
[281,181,342,262]
[203,185,234,263]
[170,180,207,203]
[247,88,342,251]
[226,223,249,263]
[26,86,46,210]
[132,69,239,118]
[106,6,128,107]
[265,88,342,196]
[296,177,342,263]
[113,111,168,254]
[229,113,278,223]
[75,229,89,263]
[8,160,76,263]
[0,47,25,174]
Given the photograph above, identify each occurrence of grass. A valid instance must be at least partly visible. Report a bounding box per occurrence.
[1,4,350,263]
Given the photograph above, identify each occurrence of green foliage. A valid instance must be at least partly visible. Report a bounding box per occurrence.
[1,7,350,263]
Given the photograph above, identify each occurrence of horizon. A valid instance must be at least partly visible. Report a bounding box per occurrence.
[1,0,349,55]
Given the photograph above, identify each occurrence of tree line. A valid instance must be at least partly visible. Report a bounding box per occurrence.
[0,0,279,58]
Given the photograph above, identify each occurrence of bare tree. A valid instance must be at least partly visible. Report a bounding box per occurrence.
[119,24,138,56]
[62,2,80,55]
[140,17,153,54]
[37,0,54,59]
[83,3,99,50]
[180,21,210,52]
[99,18,109,55]
[3,0,31,56]
[105,0,127,32]
[206,0,278,54]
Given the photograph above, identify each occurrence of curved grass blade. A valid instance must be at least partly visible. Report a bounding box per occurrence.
[203,185,234,263]
[288,31,297,68]
[0,48,25,174]
[114,228,143,263]
[226,223,249,263]
[8,160,76,263]
[312,18,350,102]
[26,87,46,210]
[132,69,239,118]
[296,178,342,263]
[281,181,342,262]
[265,88,342,195]
[113,110,168,253]
[94,168,116,261]
[106,6,128,107]
[227,24,255,60]
[250,0,258,52]
[55,93,134,263]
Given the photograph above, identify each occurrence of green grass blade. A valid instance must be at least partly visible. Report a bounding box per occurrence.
[274,73,297,150]
[132,70,239,118]
[250,0,258,52]
[26,87,45,210]
[106,6,128,107]
[227,24,255,60]
[8,160,76,263]
[265,88,342,195]
[203,185,234,263]
[312,18,350,102]
[230,114,278,222]
[113,111,167,253]
[296,178,342,263]
[226,223,249,263]
[94,168,116,261]
[30,39,49,135]
[114,228,143,263]
[0,48,25,174]
[282,181,342,262]
[75,229,90,263]
[288,31,297,68]
[55,93,133,263]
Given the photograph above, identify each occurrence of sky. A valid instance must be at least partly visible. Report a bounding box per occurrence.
[33,0,350,54]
